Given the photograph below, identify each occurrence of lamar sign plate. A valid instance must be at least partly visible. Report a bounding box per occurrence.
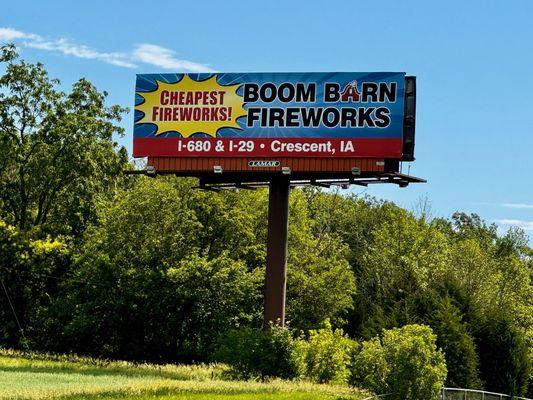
[133,72,407,159]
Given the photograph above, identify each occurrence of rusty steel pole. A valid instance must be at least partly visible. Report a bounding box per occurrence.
[263,176,290,329]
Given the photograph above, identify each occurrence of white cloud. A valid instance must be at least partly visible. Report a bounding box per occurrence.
[494,219,533,231]
[25,38,136,68]
[0,27,38,41]
[501,203,533,209]
[132,44,214,73]
[1,27,214,72]
[0,27,135,68]
[471,201,533,210]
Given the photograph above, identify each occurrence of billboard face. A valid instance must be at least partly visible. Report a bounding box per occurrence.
[133,72,405,158]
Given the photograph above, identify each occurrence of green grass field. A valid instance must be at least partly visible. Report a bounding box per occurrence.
[0,349,368,400]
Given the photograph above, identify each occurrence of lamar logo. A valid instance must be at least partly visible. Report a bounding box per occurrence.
[248,160,280,168]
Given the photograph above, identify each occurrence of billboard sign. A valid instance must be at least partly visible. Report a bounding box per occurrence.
[133,72,406,159]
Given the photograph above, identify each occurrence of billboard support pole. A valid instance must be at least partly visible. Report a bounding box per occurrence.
[263,176,290,329]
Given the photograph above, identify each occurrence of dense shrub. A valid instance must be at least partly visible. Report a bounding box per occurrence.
[0,220,71,350]
[295,320,354,383]
[213,326,300,380]
[349,324,447,400]
[54,253,262,363]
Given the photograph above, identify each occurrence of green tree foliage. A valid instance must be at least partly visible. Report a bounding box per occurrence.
[321,196,532,393]
[425,297,482,388]
[21,175,358,362]
[0,45,128,236]
[474,315,530,396]
[214,326,300,380]
[295,320,354,383]
[0,220,70,348]
[442,215,533,395]
[286,190,356,331]
[352,208,450,338]
[49,178,263,362]
[349,324,447,400]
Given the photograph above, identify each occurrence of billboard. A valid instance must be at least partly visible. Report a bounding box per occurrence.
[133,72,406,159]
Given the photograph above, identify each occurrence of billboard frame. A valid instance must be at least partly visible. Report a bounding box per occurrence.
[128,73,423,329]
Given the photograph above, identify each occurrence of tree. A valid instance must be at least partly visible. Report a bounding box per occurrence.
[285,190,356,331]
[0,44,128,237]
[0,219,70,349]
[351,208,450,338]
[49,177,263,362]
[426,297,482,388]
[474,316,530,397]
[436,214,533,394]
[450,212,498,250]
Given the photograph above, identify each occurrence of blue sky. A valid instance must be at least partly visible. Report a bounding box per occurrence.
[2,0,533,240]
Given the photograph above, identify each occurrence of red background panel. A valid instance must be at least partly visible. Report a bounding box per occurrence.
[134,137,402,159]
[147,157,385,174]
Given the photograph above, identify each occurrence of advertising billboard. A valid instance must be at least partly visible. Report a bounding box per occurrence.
[133,72,407,159]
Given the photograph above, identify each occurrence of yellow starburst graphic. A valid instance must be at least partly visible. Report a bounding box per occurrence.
[135,75,247,137]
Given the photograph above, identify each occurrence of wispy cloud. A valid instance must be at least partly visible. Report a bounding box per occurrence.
[0,27,214,72]
[0,27,39,41]
[26,39,136,68]
[471,201,533,210]
[1,27,135,68]
[494,219,533,231]
[132,44,215,72]
[500,203,533,209]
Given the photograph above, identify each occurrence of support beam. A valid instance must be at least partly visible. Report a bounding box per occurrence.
[311,180,331,188]
[263,176,290,329]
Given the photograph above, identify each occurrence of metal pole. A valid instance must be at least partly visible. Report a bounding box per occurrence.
[263,176,290,329]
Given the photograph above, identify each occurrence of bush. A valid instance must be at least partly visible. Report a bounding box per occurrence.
[295,320,354,383]
[56,252,261,363]
[213,325,300,380]
[349,324,447,400]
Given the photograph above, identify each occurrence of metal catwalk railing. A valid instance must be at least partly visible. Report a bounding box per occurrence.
[441,387,532,400]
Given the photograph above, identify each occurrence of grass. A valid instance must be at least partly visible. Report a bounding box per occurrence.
[0,349,369,400]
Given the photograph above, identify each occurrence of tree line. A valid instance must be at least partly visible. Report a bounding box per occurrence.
[1,45,532,397]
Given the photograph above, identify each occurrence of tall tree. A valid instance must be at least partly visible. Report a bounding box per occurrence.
[0,44,128,237]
